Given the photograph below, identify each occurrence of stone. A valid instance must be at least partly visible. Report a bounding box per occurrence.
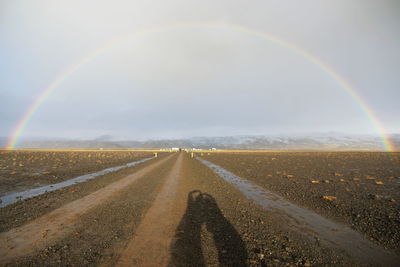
[322,195,337,201]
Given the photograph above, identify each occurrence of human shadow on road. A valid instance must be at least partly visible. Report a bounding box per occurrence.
[170,190,248,266]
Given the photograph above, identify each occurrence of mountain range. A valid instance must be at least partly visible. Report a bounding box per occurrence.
[1,133,399,151]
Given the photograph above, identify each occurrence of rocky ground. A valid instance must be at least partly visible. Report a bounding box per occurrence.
[0,152,169,233]
[0,151,399,266]
[0,150,154,196]
[4,154,175,266]
[200,151,400,253]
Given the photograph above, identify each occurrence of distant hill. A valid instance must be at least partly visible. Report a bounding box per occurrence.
[3,133,399,151]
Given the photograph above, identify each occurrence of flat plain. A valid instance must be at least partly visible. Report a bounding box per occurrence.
[0,150,399,266]
[201,151,400,252]
[0,150,154,196]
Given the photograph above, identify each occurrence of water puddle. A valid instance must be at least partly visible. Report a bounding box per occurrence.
[0,157,153,208]
[197,157,399,266]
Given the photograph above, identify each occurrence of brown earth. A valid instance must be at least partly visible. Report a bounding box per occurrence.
[0,152,169,232]
[0,151,399,266]
[200,151,400,253]
[0,150,155,196]
[115,153,187,266]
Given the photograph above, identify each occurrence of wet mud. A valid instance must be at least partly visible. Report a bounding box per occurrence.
[198,157,399,266]
[0,154,174,265]
[0,150,154,196]
[201,152,400,253]
[1,151,398,266]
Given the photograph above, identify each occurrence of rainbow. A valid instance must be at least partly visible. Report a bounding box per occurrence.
[6,22,395,151]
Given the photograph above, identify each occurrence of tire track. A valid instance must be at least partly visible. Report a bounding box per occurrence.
[198,157,400,266]
[115,153,187,267]
[0,157,153,208]
[0,153,175,265]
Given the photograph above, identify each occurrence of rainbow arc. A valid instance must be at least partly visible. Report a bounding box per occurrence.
[6,22,395,151]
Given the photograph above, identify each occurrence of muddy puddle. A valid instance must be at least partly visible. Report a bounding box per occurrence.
[197,157,399,266]
[0,157,153,208]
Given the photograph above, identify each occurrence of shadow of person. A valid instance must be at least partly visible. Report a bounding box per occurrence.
[170,191,248,266]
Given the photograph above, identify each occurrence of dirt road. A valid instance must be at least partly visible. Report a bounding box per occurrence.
[0,152,399,266]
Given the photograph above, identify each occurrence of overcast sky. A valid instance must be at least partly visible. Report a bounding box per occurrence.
[1,0,399,141]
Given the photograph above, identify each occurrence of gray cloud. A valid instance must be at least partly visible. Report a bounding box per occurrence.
[1,0,399,141]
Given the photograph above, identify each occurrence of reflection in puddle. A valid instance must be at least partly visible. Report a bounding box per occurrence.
[0,157,153,208]
[197,157,399,266]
